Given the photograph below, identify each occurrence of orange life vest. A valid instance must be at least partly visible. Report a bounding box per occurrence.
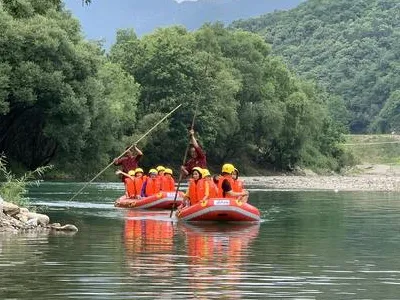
[217,175,235,198]
[124,177,136,198]
[144,177,161,197]
[161,175,175,192]
[188,178,206,205]
[232,179,244,193]
[205,178,218,198]
[134,176,145,196]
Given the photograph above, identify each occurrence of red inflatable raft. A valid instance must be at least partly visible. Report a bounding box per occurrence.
[176,198,260,222]
[115,191,184,209]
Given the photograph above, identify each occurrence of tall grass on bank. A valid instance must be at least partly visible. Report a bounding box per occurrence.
[0,155,53,208]
[342,134,400,164]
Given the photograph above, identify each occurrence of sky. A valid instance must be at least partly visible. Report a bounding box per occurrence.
[64,0,304,48]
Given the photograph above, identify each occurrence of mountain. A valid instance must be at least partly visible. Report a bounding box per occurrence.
[232,0,400,133]
[64,0,304,47]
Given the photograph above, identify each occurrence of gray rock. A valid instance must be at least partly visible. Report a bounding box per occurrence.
[50,223,78,232]
[26,218,38,226]
[26,212,49,226]
[15,213,29,223]
[3,201,20,216]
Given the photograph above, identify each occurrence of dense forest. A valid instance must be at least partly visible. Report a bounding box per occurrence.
[0,0,348,178]
[232,0,400,134]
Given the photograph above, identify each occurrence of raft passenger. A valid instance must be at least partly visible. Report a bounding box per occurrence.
[232,168,244,193]
[184,167,205,206]
[217,164,249,202]
[115,170,136,199]
[141,168,161,197]
[202,169,218,198]
[163,168,176,192]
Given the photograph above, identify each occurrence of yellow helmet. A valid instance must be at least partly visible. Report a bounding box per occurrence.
[164,168,173,175]
[149,168,157,174]
[156,165,165,172]
[128,170,136,176]
[192,167,203,178]
[202,169,211,177]
[135,168,144,174]
[221,163,235,174]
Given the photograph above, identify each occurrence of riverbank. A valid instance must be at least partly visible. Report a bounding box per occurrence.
[243,175,400,192]
[0,200,78,233]
[241,164,400,192]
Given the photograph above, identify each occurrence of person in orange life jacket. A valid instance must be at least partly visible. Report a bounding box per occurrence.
[183,167,207,206]
[156,165,165,176]
[232,168,245,193]
[115,169,137,199]
[201,169,218,198]
[217,163,249,201]
[181,129,207,177]
[114,145,143,182]
[141,169,161,197]
[156,165,167,190]
[133,168,146,199]
[163,168,176,192]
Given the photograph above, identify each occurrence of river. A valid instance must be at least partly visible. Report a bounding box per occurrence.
[0,182,399,299]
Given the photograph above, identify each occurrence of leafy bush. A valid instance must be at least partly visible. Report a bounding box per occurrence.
[0,155,53,207]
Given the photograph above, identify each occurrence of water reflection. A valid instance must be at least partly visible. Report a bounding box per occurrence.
[124,210,174,254]
[123,210,177,288]
[180,222,260,299]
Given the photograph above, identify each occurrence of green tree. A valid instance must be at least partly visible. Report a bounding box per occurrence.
[0,0,140,178]
[232,0,400,134]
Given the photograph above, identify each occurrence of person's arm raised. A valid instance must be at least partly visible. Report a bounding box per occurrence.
[133,144,143,156]
[189,129,199,148]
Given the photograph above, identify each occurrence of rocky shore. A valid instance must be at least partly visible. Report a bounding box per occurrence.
[243,174,400,192]
[240,164,400,192]
[0,199,78,233]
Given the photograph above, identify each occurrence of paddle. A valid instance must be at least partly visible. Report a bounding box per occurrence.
[69,103,182,202]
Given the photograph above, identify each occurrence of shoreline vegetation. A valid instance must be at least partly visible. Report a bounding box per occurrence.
[0,156,78,233]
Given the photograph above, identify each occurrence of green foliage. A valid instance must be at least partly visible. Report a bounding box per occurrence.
[0,155,53,207]
[0,0,140,178]
[343,134,400,165]
[0,0,348,174]
[110,23,345,171]
[371,90,400,133]
[232,0,400,134]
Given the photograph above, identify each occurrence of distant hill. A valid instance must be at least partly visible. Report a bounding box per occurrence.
[232,0,400,133]
[64,0,304,47]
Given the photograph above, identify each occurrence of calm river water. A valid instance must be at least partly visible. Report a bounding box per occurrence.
[1,182,400,299]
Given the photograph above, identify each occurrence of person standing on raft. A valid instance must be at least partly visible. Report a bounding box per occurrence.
[113,145,143,181]
[181,129,207,177]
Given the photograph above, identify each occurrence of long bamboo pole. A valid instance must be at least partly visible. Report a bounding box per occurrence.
[169,57,210,218]
[69,103,182,202]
